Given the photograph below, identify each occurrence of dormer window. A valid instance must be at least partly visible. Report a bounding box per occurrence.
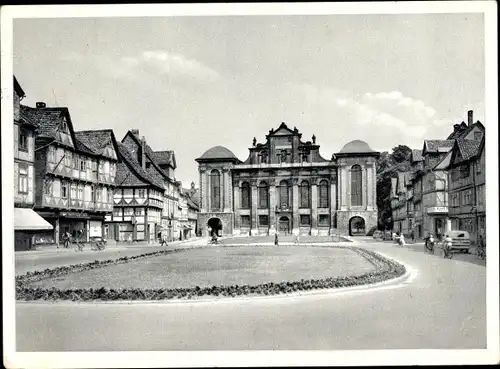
[474,131,482,141]
[60,118,68,133]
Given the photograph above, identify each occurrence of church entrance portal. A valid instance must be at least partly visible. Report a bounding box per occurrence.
[207,217,223,237]
[278,216,290,235]
[349,216,366,236]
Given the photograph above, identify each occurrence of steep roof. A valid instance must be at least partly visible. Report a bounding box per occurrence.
[456,139,482,161]
[20,104,77,148]
[75,130,117,157]
[411,149,423,162]
[14,76,25,98]
[422,140,454,154]
[124,130,176,180]
[116,142,164,190]
[74,138,96,156]
[151,150,176,169]
[196,145,240,162]
[448,121,485,140]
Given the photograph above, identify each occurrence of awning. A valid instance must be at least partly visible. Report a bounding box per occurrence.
[15,208,53,231]
[182,225,192,229]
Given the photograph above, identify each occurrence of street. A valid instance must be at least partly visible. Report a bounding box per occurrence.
[15,238,486,351]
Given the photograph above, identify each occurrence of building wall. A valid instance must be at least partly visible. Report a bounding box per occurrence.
[197,154,378,237]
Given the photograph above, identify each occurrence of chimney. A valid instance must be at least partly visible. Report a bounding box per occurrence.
[36,102,46,108]
[191,181,195,190]
[453,124,461,132]
[140,136,146,169]
[467,110,473,126]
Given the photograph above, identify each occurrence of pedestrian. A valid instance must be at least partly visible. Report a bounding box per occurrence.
[411,230,415,243]
[160,235,168,247]
[295,234,300,245]
[63,231,71,248]
[274,233,279,246]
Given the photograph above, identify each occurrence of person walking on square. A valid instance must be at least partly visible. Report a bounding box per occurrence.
[160,234,168,247]
[274,233,279,246]
[295,234,300,245]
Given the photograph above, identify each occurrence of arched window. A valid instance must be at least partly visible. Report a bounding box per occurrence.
[241,182,251,209]
[351,165,363,206]
[258,181,269,208]
[318,180,329,208]
[210,169,221,211]
[279,180,290,209]
[299,180,310,208]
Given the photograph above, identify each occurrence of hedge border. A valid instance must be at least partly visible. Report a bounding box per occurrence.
[16,246,406,302]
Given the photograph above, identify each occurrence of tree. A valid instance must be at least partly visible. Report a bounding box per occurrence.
[376,145,412,230]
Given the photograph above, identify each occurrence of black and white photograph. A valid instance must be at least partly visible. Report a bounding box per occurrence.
[2,2,498,368]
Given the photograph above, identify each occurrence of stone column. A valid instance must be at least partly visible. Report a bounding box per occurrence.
[222,167,230,212]
[363,163,368,209]
[54,217,60,247]
[269,179,277,235]
[366,163,372,210]
[86,219,90,242]
[199,167,207,212]
[251,179,258,235]
[330,173,337,233]
[233,181,241,235]
[292,178,299,235]
[311,177,318,236]
[343,166,349,209]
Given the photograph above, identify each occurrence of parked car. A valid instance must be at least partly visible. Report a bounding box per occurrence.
[442,230,471,253]
[373,230,383,239]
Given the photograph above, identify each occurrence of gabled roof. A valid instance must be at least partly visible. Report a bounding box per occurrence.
[422,140,454,155]
[434,149,453,171]
[116,142,164,190]
[266,122,298,137]
[20,104,77,148]
[448,138,484,168]
[151,150,176,169]
[124,130,176,180]
[14,76,25,98]
[74,138,96,156]
[75,129,119,159]
[456,139,482,161]
[446,122,468,139]
[411,149,423,163]
[449,121,485,140]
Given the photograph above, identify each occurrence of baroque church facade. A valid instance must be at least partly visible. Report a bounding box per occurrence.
[195,122,379,237]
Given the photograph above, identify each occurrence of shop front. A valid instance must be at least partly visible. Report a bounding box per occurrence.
[14,208,54,251]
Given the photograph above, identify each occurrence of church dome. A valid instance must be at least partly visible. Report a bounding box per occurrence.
[338,140,376,154]
[197,145,239,161]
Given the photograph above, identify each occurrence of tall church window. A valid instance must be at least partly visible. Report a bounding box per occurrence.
[318,180,329,208]
[299,180,310,208]
[241,182,251,209]
[351,165,363,206]
[258,181,269,208]
[210,169,221,211]
[279,180,290,209]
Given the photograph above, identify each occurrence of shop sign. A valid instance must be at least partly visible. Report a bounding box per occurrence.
[61,212,90,219]
[427,206,448,214]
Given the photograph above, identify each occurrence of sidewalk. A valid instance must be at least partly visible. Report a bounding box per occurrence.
[16,237,205,256]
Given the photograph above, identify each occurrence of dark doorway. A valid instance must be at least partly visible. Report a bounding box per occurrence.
[207,217,223,237]
[349,216,365,236]
[278,216,290,235]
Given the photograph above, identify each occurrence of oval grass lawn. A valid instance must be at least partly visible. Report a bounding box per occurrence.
[29,246,377,290]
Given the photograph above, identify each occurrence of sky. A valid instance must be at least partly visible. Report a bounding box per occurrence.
[14,14,485,186]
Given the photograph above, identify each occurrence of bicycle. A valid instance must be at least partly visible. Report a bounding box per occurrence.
[442,241,453,259]
[72,238,85,252]
[91,238,107,251]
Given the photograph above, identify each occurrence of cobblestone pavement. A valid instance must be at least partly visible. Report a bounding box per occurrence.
[15,236,487,351]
